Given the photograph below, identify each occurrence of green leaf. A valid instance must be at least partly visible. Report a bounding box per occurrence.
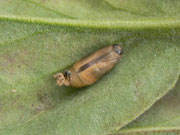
[117,78,180,135]
[1,0,180,19]
[0,0,69,19]
[0,0,180,135]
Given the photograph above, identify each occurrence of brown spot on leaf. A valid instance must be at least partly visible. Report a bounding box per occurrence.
[134,80,145,98]
[0,49,29,74]
[34,91,53,113]
[18,105,24,110]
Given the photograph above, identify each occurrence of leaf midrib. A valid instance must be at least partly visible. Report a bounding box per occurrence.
[118,127,180,135]
[0,15,180,30]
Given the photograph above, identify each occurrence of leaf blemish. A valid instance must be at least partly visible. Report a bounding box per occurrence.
[34,91,53,113]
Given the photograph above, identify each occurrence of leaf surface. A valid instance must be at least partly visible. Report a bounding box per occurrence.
[117,79,180,135]
[0,0,180,135]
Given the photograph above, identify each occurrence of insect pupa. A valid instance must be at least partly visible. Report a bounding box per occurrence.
[54,44,123,88]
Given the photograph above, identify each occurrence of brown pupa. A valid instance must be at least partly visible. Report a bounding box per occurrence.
[54,44,123,88]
